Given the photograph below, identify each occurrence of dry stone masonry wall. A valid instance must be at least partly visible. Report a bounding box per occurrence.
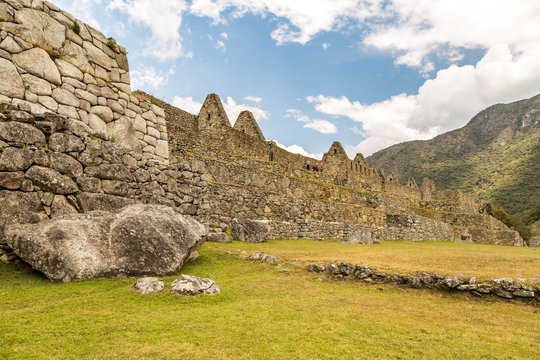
[162,93,524,246]
[0,0,169,162]
[0,105,207,261]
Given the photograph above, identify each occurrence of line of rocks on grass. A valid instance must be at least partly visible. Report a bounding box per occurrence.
[234,250,539,304]
[133,275,221,296]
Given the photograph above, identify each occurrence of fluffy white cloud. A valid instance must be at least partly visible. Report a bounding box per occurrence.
[364,0,540,70]
[131,65,176,90]
[107,0,189,60]
[286,108,337,134]
[272,140,323,160]
[244,96,262,103]
[189,0,380,45]
[222,96,269,124]
[172,96,203,114]
[309,42,540,156]
[171,95,269,124]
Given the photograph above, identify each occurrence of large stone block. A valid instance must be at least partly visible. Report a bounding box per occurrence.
[0,57,24,98]
[0,121,46,145]
[25,165,78,194]
[0,190,46,242]
[14,8,65,49]
[6,204,206,282]
[231,218,270,243]
[49,152,83,177]
[22,73,52,96]
[12,48,61,85]
[48,133,85,152]
[340,227,379,244]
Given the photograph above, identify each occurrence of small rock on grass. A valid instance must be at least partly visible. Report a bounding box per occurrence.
[134,277,164,295]
[170,274,221,296]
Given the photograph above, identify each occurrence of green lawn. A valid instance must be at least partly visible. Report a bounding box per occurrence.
[211,239,540,281]
[1,241,539,359]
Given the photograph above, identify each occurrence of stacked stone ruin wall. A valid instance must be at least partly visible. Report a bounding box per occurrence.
[0,106,204,250]
[0,0,168,162]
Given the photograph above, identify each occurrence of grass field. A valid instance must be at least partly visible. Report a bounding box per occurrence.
[211,239,540,281]
[1,240,539,359]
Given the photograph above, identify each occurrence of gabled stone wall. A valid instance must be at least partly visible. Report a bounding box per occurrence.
[0,0,168,163]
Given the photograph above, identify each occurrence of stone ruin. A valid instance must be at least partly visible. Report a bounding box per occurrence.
[0,0,527,278]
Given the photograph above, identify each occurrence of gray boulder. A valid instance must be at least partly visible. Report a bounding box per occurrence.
[5,204,206,282]
[340,227,379,244]
[170,274,221,296]
[133,277,165,295]
[205,232,233,243]
[230,218,269,243]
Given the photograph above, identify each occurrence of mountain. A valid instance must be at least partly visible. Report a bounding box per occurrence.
[367,94,540,224]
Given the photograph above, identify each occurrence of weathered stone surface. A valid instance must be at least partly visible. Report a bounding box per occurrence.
[106,116,141,154]
[0,58,24,99]
[0,147,35,171]
[0,171,24,189]
[83,41,112,69]
[445,274,465,289]
[101,179,128,196]
[90,105,114,123]
[76,192,135,212]
[88,113,107,132]
[48,133,85,153]
[341,227,379,244]
[231,218,270,243]
[85,163,132,181]
[155,140,169,159]
[50,194,77,216]
[25,165,78,194]
[0,190,46,242]
[1,36,23,53]
[0,3,15,22]
[49,152,83,177]
[22,73,52,96]
[133,277,164,295]
[76,176,101,192]
[0,122,45,145]
[205,232,233,243]
[170,274,221,296]
[14,8,65,48]
[52,88,79,107]
[12,48,61,85]
[6,204,206,282]
[55,59,84,81]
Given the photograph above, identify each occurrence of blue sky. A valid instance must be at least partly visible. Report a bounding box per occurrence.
[51,0,540,159]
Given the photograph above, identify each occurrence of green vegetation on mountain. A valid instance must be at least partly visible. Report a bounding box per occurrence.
[367,94,540,228]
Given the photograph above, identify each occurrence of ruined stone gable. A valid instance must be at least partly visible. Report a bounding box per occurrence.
[233,110,265,141]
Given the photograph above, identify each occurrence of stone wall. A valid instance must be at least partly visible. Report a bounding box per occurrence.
[0,104,203,260]
[0,0,168,162]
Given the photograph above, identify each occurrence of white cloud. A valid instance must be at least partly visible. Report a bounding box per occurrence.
[286,108,337,134]
[222,96,269,124]
[172,96,203,114]
[244,96,262,103]
[189,0,380,45]
[322,43,330,50]
[309,42,540,156]
[303,119,338,134]
[106,0,189,60]
[272,140,323,160]
[131,65,175,90]
[217,40,226,51]
[171,95,269,124]
[363,0,540,70]
[220,32,229,39]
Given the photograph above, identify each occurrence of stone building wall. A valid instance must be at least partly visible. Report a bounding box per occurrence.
[0,0,168,162]
[0,105,202,255]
